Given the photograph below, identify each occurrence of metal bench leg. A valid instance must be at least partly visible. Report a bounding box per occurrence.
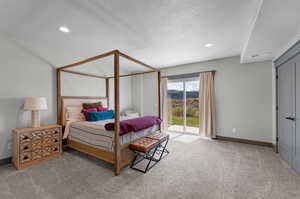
[157,138,169,161]
[130,154,138,168]
[144,146,159,173]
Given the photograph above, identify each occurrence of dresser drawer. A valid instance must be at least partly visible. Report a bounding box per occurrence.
[50,128,60,136]
[43,146,52,157]
[43,134,53,146]
[20,141,31,152]
[32,131,44,142]
[51,135,60,145]
[32,141,43,150]
[20,133,32,143]
[20,152,31,163]
[44,128,60,136]
[52,144,60,154]
[32,149,43,160]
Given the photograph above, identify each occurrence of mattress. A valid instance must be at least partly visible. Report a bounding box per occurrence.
[68,119,159,152]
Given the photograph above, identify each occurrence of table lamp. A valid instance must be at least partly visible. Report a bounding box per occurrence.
[24,97,47,128]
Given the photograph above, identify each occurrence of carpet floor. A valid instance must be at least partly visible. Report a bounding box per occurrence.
[0,134,300,199]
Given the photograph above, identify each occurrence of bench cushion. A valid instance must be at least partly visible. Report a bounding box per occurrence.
[146,132,169,142]
[129,137,159,152]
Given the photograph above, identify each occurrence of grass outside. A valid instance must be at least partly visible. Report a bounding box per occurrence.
[168,116,199,127]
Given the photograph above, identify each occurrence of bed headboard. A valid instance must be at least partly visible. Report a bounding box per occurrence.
[60,96,108,126]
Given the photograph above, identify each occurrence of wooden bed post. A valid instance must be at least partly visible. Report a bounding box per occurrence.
[158,71,161,119]
[114,50,121,176]
[157,71,162,132]
[106,78,109,108]
[56,69,62,125]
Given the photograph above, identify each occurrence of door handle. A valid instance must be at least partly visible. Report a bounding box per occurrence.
[285,117,295,121]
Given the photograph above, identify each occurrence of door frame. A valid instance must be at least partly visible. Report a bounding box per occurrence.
[275,67,279,153]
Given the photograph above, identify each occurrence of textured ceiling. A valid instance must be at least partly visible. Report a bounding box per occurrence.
[0,0,259,72]
[0,0,298,72]
[241,0,300,63]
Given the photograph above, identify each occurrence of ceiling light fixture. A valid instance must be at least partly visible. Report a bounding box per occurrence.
[59,26,70,33]
[205,43,214,47]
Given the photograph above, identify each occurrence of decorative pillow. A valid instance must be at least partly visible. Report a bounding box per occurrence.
[86,110,114,122]
[65,106,85,121]
[81,108,98,120]
[97,107,109,112]
[82,101,103,109]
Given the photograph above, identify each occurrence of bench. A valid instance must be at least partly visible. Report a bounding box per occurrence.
[129,132,169,173]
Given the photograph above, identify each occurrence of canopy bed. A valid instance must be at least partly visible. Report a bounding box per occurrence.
[56,50,161,176]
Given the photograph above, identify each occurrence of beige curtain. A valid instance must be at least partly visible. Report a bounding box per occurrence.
[199,72,216,138]
[160,77,168,131]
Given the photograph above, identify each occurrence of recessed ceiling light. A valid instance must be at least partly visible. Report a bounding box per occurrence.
[59,26,70,33]
[205,43,214,47]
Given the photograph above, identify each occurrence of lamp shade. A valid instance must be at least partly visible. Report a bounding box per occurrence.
[24,97,47,110]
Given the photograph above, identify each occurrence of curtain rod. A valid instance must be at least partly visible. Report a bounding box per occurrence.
[161,70,216,79]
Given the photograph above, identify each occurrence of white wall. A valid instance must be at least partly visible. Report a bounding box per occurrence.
[132,73,159,116]
[61,72,106,97]
[0,38,134,160]
[0,37,56,159]
[161,56,273,143]
[61,72,133,112]
[132,75,143,114]
[109,77,133,112]
[142,73,159,116]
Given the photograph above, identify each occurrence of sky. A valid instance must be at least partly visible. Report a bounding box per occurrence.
[168,80,199,91]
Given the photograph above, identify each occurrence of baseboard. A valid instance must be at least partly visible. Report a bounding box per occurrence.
[216,136,272,147]
[272,143,278,153]
[0,157,12,165]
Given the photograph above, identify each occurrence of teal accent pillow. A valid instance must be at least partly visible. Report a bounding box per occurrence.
[86,110,114,121]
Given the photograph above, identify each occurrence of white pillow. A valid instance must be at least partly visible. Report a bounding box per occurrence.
[124,110,139,117]
[65,106,85,121]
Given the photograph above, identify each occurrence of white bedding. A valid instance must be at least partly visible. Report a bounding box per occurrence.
[63,116,134,139]
[65,116,160,152]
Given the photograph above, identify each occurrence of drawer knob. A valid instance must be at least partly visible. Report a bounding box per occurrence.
[54,139,58,143]
[23,136,29,140]
[54,148,58,152]
[23,146,29,150]
[23,156,28,160]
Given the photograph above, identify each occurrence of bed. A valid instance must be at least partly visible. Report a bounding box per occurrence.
[60,96,160,171]
[57,50,161,175]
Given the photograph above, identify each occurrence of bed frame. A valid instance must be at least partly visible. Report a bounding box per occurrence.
[56,50,161,176]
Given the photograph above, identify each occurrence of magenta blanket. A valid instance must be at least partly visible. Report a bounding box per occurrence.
[105,116,162,136]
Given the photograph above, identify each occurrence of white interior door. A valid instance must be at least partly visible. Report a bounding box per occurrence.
[278,60,295,167]
[294,55,300,174]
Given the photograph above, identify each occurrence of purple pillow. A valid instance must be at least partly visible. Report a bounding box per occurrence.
[97,107,109,112]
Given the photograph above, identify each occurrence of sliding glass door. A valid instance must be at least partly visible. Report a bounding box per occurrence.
[167,80,185,132]
[167,78,199,134]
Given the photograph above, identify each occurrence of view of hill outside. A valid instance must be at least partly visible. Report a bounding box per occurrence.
[167,80,199,130]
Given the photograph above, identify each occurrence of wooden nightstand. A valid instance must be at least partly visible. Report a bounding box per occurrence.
[12,124,62,169]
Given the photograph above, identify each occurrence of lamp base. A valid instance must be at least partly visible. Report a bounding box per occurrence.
[32,110,40,128]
